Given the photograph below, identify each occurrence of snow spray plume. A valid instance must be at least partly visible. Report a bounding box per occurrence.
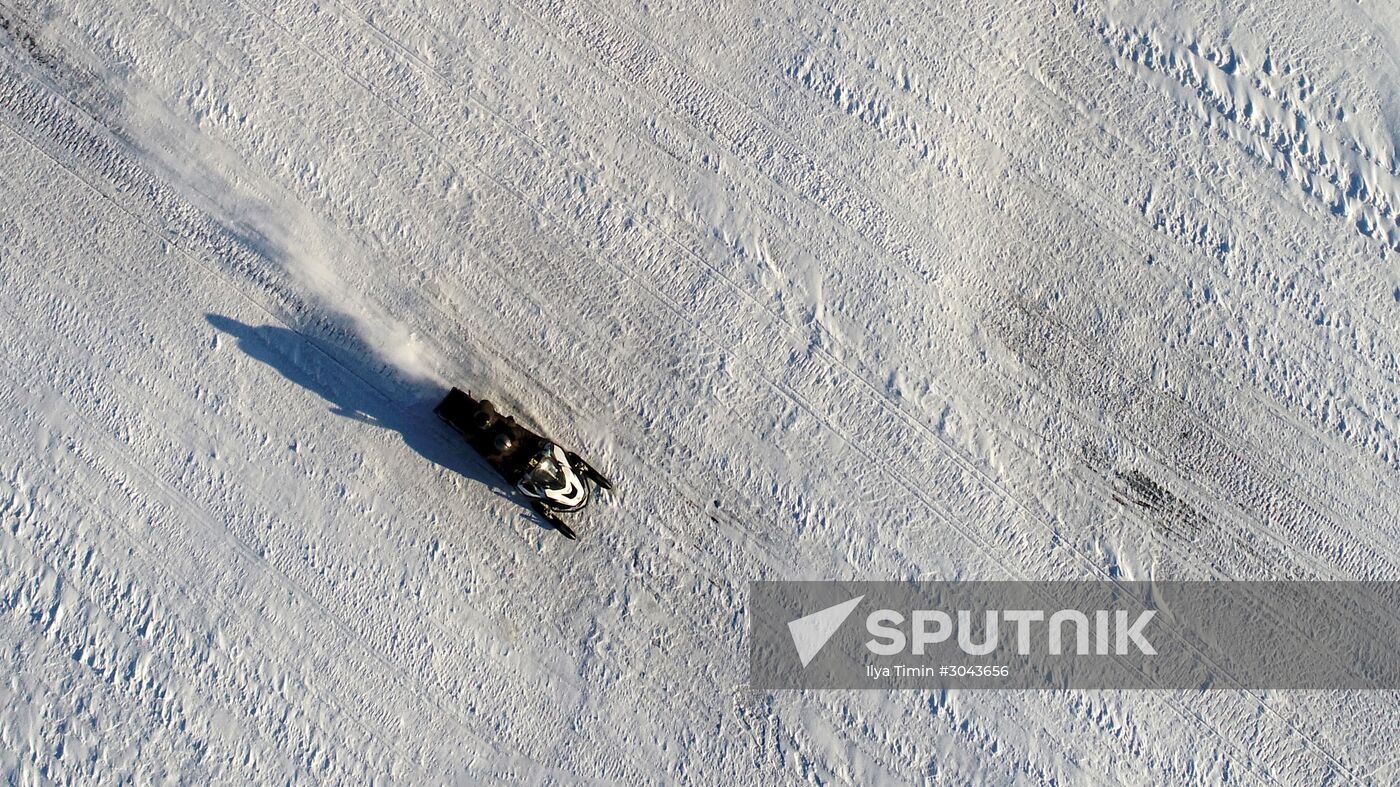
[87,59,440,388]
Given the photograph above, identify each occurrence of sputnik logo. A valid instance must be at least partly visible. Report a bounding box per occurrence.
[788,596,864,667]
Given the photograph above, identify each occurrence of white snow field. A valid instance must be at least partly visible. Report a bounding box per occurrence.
[2,0,1400,782]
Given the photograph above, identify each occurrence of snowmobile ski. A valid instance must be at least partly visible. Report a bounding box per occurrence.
[435,387,607,539]
[531,501,576,540]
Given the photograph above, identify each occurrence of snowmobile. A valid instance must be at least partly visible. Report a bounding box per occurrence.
[434,387,611,539]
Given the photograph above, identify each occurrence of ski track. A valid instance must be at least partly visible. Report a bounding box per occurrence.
[3,0,1400,783]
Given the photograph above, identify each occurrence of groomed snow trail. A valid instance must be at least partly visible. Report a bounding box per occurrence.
[2,0,1399,783]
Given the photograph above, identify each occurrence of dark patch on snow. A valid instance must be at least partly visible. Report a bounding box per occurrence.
[1113,469,1208,540]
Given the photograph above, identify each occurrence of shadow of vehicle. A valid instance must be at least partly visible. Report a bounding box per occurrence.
[206,314,547,528]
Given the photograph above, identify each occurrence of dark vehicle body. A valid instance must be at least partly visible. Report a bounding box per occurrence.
[435,387,610,539]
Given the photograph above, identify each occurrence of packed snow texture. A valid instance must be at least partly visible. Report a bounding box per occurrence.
[2,0,1399,783]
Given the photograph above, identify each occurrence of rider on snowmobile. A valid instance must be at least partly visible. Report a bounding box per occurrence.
[434,387,611,538]
[515,441,590,512]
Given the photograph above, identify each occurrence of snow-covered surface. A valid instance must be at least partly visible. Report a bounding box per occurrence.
[2,0,1399,782]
